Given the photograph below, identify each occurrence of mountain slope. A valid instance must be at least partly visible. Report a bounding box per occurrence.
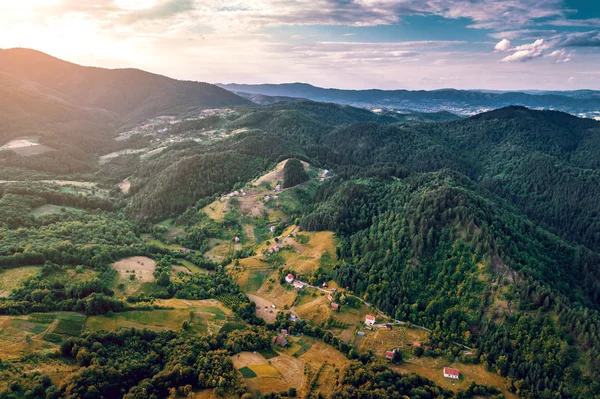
[0,48,251,124]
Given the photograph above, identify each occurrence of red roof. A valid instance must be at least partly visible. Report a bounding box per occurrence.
[286,273,294,278]
[331,303,339,310]
[385,350,395,359]
[281,329,288,334]
[444,367,460,377]
[365,314,376,321]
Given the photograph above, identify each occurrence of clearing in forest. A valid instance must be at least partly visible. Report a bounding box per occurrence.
[0,266,42,297]
[112,256,156,282]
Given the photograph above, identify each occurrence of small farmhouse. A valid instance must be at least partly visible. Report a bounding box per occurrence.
[385,350,396,360]
[293,281,304,289]
[273,336,288,347]
[365,314,376,326]
[285,274,294,283]
[443,367,460,380]
[331,302,339,310]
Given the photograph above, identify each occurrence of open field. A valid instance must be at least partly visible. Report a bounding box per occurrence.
[202,200,227,221]
[0,137,54,156]
[247,293,279,323]
[0,266,42,297]
[232,336,350,397]
[99,148,147,164]
[86,309,190,332]
[86,299,233,335]
[112,256,156,282]
[32,204,77,217]
[390,358,517,399]
[0,312,84,361]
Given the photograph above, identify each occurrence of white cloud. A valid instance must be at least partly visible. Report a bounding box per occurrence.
[500,38,553,62]
[547,49,573,63]
[490,29,557,40]
[494,39,511,51]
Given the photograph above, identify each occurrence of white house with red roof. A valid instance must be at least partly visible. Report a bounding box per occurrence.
[365,314,376,326]
[285,274,294,283]
[443,367,460,379]
[385,350,396,360]
[293,281,304,289]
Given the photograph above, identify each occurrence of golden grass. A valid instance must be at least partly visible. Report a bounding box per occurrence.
[250,364,281,378]
[391,358,517,399]
[247,293,279,323]
[112,256,156,282]
[202,199,227,221]
[0,266,42,297]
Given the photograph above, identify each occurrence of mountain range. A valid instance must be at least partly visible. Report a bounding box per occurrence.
[218,82,600,118]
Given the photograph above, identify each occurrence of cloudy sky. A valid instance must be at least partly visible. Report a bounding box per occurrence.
[1,0,599,90]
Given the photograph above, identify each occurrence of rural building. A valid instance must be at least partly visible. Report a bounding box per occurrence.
[385,350,396,360]
[270,226,275,233]
[331,302,340,310]
[293,281,304,289]
[327,293,334,302]
[322,282,328,288]
[273,336,288,347]
[357,331,365,336]
[234,237,240,243]
[443,367,460,379]
[365,315,376,326]
[285,274,294,283]
[281,329,288,335]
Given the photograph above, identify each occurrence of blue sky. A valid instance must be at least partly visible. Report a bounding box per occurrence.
[1,0,599,90]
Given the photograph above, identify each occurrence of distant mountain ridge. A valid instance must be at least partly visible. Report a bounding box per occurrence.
[218,82,600,117]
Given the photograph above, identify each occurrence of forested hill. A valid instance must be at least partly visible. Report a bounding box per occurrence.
[218,82,600,117]
[100,102,600,397]
[0,49,250,123]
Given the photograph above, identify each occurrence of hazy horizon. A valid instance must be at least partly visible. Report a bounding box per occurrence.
[1,1,599,91]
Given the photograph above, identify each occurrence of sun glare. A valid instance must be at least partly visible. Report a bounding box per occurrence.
[114,0,157,10]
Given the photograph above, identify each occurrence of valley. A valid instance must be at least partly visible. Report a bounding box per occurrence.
[1,49,600,399]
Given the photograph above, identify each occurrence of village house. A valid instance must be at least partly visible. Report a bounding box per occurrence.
[357,331,365,336]
[273,336,288,347]
[385,350,396,360]
[443,367,460,380]
[293,281,304,289]
[281,329,288,335]
[322,282,328,289]
[331,302,340,311]
[285,274,294,283]
[270,226,275,233]
[365,314,376,326]
[233,237,240,243]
